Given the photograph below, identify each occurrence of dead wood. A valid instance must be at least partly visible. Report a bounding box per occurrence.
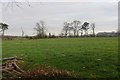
[1,56,24,77]
[2,56,22,61]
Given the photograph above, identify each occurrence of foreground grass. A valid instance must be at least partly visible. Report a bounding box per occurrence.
[2,37,118,78]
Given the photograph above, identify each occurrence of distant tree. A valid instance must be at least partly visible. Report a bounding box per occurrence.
[72,20,81,36]
[61,20,93,37]
[117,29,120,36]
[34,20,47,38]
[62,22,70,37]
[91,23,95,36]
[0,22,9,37]
[21,27,24,39]
[49,33,52,38]
[59,33,64,37]
[25,35,29,38]
[81,22,89,36]
[51,34,56,38]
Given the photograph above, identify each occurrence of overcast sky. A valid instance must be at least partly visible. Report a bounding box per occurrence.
[2,2,118,36]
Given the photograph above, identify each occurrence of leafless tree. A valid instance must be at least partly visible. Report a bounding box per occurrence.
[72,20,81,36]
[34,20,47,38]
[62,22,70,37]
[3,0,30,10]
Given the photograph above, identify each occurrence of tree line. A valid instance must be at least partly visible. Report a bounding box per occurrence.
[33,20,96,39]
[60,20,95,37]
[0,20,119,39]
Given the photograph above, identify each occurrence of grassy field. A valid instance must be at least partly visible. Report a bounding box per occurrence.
[2,37,118,78]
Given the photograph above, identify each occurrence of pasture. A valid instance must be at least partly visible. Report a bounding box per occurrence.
[2,37,118,78]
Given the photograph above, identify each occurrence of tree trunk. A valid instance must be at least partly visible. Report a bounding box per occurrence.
[93,29,95,36]
[65,30,68,37]
[77,30,79,37]
[81,32,83,37]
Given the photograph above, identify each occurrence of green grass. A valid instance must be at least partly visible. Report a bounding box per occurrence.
[2,37,118,78]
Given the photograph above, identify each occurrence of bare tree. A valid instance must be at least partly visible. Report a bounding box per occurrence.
[0,22,9,37]
[91,23,95,36]
[34,20,47,38]
[21,27,24,39]
[72,20,81,36]
[3,0,31,10]
[62,22,70,37]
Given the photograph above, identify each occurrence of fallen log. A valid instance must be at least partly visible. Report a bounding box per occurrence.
[1,56,24,77]
[2,56,22,61]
